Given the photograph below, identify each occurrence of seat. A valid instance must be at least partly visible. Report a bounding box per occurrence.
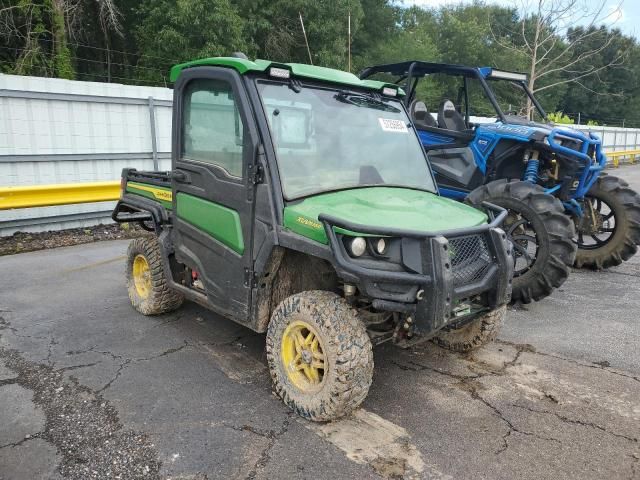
[438,100,466,132]
[409,99,438,129]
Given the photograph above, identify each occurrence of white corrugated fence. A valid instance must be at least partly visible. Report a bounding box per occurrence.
[0,74,172,235]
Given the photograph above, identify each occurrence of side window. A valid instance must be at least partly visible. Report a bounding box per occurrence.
[182,79,244,178]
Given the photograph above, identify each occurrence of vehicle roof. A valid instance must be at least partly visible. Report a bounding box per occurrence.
[170,57,404,94]
[359,61,520,80]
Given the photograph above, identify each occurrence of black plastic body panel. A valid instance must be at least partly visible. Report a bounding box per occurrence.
[319,203,513,336]
[429,147,485,191]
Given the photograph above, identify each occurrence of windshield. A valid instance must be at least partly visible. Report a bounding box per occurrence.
[256,81,436,200]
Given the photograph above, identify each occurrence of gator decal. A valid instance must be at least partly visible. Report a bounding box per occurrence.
[284,209,327,244]
[126,182,173,209]
[296,216,322,230]
[176,193,244,254]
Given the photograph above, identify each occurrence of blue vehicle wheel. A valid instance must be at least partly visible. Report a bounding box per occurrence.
[468,179,576,304]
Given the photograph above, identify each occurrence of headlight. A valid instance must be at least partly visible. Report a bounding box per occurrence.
[349,237,367,257]
[374,238,387,255]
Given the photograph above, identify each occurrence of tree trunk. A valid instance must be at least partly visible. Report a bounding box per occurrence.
[50,0,74,79]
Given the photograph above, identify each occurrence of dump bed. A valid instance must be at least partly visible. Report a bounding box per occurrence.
[122,169,173,208]
[111,168,173,227]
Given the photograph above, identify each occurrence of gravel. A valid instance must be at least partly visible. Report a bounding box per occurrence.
[0,346,161,480]
[0,223,145,256]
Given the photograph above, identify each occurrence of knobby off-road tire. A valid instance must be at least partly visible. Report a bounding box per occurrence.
[126,236,184,315]
[467,179,576,304]
[574,175,640,269]
[266,290,373,422]
[432,305,506,353]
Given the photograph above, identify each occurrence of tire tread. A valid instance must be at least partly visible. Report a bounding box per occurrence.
[467,179,576,303]
[266,291,373,422]
[126,236,183,315]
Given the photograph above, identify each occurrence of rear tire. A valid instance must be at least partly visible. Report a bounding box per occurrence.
[467,179,576,304]
[266,291,373,422]
[126,236,183,315]
[432,306,506,353]
[574,175,640,269]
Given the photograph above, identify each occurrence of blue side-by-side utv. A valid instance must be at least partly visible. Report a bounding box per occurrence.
[360,61,640,303]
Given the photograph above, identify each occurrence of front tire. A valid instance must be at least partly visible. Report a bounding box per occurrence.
[467,179,576,304]
[126,236,184,315]
[574,175,640,269]
[266,291,373,422]
[432,306,506,353]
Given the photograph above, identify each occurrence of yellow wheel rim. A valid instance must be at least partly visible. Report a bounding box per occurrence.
[132,254,152,299]
[281,320,326,392]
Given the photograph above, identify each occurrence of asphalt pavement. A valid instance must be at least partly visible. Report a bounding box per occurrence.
[0,165,639,479]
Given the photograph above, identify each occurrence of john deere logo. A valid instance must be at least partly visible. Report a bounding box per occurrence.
[129,183,173,202]
[153,190,172,201]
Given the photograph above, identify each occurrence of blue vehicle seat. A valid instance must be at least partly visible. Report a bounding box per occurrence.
[438,100,466,132]
[410,100,438,129]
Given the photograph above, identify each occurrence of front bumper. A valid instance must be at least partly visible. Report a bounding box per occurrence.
[320,203,514,336]
[547,128,607,200]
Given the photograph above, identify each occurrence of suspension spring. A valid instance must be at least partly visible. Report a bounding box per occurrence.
[523,159,539,183]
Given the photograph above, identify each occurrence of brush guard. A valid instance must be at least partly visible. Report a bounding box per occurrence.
[319,203,513,335]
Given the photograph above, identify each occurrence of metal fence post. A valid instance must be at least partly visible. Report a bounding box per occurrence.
[148,96,159,170]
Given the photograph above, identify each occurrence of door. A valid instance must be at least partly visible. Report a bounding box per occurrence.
[172,67,258,322]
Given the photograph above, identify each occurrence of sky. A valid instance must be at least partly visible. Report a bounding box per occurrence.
[399,0,639,40]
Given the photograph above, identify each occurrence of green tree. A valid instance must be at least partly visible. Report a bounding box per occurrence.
[240,0,364,70]
[135,0,247,84]
[547,111,574,124]
[350,0,401,71]
[1,0,76,78]
[49,0,74,79]
[371,6,438,65]
[436,4,520,67]
[557,27,639,127]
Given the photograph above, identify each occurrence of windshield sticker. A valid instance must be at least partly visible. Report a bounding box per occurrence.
[378,118,408,133]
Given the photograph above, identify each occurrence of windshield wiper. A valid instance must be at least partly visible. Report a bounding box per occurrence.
[335,91,400,113]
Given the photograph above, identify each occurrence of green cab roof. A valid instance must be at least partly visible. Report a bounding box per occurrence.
[169,57,404,95]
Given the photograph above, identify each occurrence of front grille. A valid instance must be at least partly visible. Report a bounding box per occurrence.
[448,234,492,287]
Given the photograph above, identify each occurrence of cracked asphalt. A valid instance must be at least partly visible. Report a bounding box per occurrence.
[1,165,639,479]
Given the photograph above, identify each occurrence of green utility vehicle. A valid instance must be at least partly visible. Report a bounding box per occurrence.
[112,55,514,421]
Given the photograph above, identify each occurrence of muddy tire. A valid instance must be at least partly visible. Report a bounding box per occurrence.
[467,179,576,304]
[574,175,640,269]
[432,305,506,353]
[126,237,183,315]
[266,290,373,422]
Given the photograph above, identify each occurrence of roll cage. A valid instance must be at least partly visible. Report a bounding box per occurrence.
[359,61,548,125]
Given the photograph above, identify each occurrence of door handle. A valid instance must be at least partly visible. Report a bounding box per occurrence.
[171,170,190,183]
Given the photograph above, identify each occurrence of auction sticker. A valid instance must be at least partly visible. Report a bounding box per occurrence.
[378,118,408,133]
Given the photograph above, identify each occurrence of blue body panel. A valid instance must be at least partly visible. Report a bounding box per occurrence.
[422,120,608,217]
